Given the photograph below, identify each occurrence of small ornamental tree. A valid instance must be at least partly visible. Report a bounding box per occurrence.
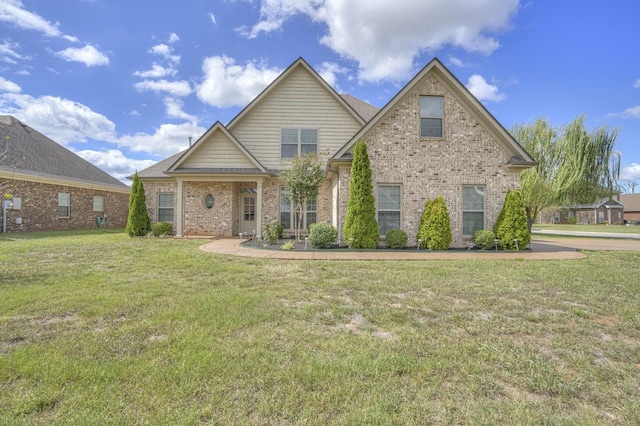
[126,172,151,237]
[343,139,379,248]
[424,195,452,250]
[416,198,434,248]
[495,189,530,250]
[280,153,324,242]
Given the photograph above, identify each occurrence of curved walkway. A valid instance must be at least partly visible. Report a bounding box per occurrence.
[199,236,638,260]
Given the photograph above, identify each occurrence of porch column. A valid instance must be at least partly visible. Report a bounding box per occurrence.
[175,179,184,237]
[256,178,263,235]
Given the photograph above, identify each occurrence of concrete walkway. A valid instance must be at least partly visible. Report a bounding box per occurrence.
[198,235,638,260]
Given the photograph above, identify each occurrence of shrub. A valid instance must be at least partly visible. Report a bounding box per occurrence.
[151,222,173,237]
[495,189,530,250]
[567,216,577,225]
[263,220,283,245]
[343,139,379,249]
[472,230,495,250]
[280,240,295,250]
[308,223,337,249]
[425,196,451,250]
[126,172,151,237]
[385,229,408,249]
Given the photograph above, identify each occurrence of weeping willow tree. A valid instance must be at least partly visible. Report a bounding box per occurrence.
[513,115,619,232]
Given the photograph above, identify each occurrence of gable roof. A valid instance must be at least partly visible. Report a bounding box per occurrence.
[340,94,379,122]
[166,121,270,176]
[227,57,367,130]
[332,58,536,167]
[620,193,640,211]
[0,115,129,192]
[574,198,626,209]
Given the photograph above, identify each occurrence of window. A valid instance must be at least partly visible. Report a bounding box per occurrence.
[204,194,214,209]
[420,96,443,137]
[280,188,317,230]
[93,196,104,212]
[58,193,70,218]
[377,185,401,235]
[281,128,317,158]
[463,186,485,235]
[158,193,174,222]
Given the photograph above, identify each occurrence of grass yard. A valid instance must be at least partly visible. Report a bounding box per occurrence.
[533,223,640,234]
[1,230,639,424]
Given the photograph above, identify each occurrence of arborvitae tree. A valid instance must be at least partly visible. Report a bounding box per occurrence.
[343,139,379,248]
[416,198,433,248]
[424,195,451,250]
[496,189,530,250]
[126,172,151,237]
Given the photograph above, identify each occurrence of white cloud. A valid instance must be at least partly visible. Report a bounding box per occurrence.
[168,32,179,43]
[316,61,347,89]
[197,55,281,108]
[634,79,640,89]
[133,63,177,78]
[134,79,192,97]
[55,44,109,66]
[240,0,519,82]
[0,0,77,41]
[466,74,506,102]
[116,121,206,156]
[608,106,640,119]
[209,13,217,25]
[149,43,180,64]
[620,163,640,181]
[74,148,156,182]
[0,40,28,64]
[164,97,197,121]
[0,93,116,144]
[0,77,21,93]
[447,55,469,68]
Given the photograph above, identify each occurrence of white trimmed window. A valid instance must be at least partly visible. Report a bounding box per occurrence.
[158,193,174,222]
[420,96,443,137]
[462,186,485,235]
[93,196,104,212]
[281,129,317,158]
[377,184,401,235]
[58,193,70,218]
[280,188,317,230]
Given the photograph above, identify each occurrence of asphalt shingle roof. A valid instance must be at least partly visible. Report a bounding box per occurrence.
[0,115,128,190]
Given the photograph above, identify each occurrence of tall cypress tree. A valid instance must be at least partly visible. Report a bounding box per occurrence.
[496,189,530,250]
[425,195,452,250]
[343,139,379,248]
[416,198,433,248]
[126,172,151,237]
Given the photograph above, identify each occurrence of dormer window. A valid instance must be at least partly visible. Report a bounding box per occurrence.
[420,96,443,138]
[281,128,317,158]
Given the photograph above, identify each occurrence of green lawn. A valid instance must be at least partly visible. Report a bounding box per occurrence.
[1,230,639,424]
[533,223,640,234]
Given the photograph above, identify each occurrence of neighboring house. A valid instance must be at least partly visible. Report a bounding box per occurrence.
[137,57,536,248]
[0,115,130,232]
[540,198,626,225]
[620,193,640,223]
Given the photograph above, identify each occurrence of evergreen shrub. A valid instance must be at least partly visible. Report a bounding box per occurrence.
[151,222,173,237]
[495,190,530,250]
[385,229,408,249]
[472,230,495,250]
[425,196,451,250]
[263,220,283,244]
[308,223,337,249]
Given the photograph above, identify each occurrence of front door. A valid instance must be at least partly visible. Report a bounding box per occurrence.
[239,193,256,235]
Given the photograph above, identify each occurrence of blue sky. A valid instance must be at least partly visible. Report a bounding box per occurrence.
[1,0,639,189]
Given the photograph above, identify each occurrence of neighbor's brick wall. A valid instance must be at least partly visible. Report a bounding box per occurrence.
[1,178,128,232]
[340,72,522,248]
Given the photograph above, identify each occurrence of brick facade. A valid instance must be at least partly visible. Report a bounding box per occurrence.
[1,178,129,232]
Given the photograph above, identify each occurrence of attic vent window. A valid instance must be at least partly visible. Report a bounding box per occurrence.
[204,194,214,209]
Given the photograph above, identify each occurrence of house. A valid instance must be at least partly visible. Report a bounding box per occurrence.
[137,58,536,248]
[0,115,130,232]
[620,193,640,224]
[539,198,626,225]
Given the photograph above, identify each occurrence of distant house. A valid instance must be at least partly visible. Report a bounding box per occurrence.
[0,115,130,232]
[620,193,640,223]
[540,198,626,225]
[137,57,536,248]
